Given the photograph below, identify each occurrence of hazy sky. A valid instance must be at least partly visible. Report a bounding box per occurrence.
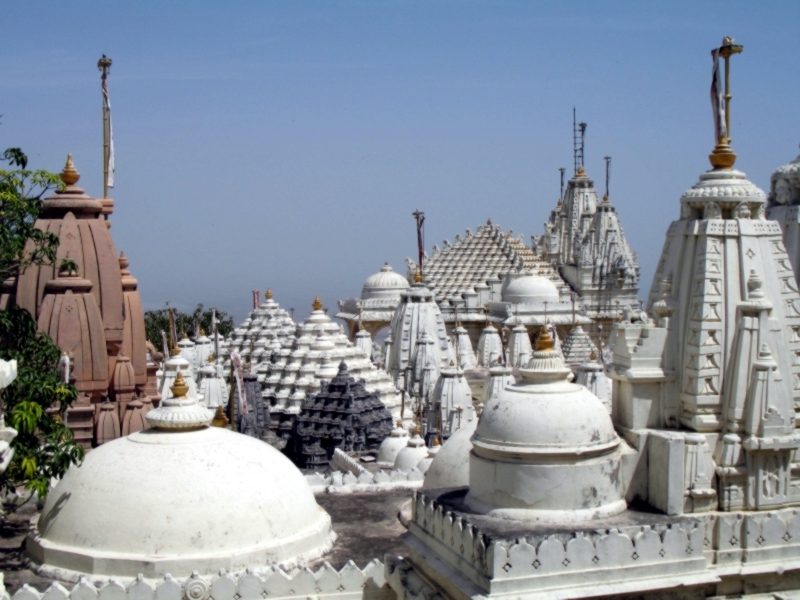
[2,2,799,324]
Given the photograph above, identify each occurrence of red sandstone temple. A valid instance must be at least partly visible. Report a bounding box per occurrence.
[0,156,157,448]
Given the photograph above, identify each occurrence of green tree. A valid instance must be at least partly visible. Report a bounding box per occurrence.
[0,306,83,502]
[0,147,83,505]
[144,304,235,349]
[0,148,61,282]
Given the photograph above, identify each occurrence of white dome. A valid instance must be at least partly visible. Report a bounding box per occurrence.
[361,263,410,300]
[473,375,617,454]
[27,427,334,580]
[416,445,439,475]
[377,425,409,466]
[501,273,559,304]
[465,332,625,523]
[394,434,428,473]
[422,417,477,490]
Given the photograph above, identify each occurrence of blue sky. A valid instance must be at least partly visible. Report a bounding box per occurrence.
[2,2,799,323]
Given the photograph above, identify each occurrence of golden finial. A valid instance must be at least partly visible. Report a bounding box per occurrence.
[208,353,215,363]
[413,423,421,436]
[396,420,403,428]
[170,346,180,357]
[211,405,229,428]
[486,218,492,226]
[200,328,206,336]
[170,372,189,398]
[589,350,597,361]
[312,296,323,311]
[266,288,273,300]
[602,194,609,203]
[60,154,80,185]
[433,436,441,447]
[413,269,422,283]
[181,332,188,339]
[576,166,586,177]
[536,324,555,351]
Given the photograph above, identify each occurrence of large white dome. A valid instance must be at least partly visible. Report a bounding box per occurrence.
[501,272,559,304]
[422,417,477,490]
[361,263,410,300]
[27,426,334,580]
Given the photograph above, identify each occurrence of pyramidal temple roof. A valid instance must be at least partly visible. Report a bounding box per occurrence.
[405,221,568,302]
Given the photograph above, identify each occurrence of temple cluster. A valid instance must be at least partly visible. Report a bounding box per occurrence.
[9,38,800,600]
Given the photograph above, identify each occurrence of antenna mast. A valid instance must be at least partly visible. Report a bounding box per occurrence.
[604,156,611,201]
[412,209,425,279]
[559,167,565,202]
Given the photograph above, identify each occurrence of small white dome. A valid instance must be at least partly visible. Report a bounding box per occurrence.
[377,425,409,466]
[501,273,559,304]
[27,428,334,580]
[394,433,428,473]
[416,444,440,475]
[361,263,410,300]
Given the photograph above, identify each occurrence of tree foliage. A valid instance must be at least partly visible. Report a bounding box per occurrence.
[0,147,82,505]
[0,148,61,282]
[144,304,234,349]
[0,306,83,503]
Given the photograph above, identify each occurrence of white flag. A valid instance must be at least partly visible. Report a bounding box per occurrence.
[102,72,115,188]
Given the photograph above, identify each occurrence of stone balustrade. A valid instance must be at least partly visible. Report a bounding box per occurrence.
[305,467,424,494]
[5,561,393,600]
[397,491,800,598]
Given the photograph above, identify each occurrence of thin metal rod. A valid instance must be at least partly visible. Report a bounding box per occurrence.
[724,54,731,143]
[413,209,425,277]
[229,362,236,431]
[98,55,112,198]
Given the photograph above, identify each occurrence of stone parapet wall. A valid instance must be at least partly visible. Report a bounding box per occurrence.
[7,561,392,600]
[397,491,800,599]
[306,467,424,494]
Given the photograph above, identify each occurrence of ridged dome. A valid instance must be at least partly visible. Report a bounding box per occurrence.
[361,263,410,300]
[501,273,559,304]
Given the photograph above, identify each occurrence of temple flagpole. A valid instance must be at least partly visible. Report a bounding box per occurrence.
[98,55,114,198]
[708,37,743,169]
[412,209,425,279]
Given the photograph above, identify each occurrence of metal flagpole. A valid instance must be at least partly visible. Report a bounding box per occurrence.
[98,55,113,198]
[212,308,220,372]
[412,209,425,279]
